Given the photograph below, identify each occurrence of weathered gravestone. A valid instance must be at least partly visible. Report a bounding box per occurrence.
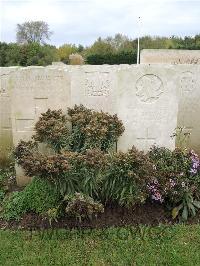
[140,49,200,64]
[0,67,19,165]
[116,65,179,152]
[139,51,200,153]
[176,65,200,152]
[70,65,119,114]
[10,67,71,185]
[71,65,179,152]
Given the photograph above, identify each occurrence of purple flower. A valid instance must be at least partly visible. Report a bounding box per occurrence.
[190,168,198,174]
[152,192,164,203]
[147,178,164,203]
[189,150,200,175]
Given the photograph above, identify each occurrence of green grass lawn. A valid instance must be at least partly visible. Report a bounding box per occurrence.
[1,224,200,266]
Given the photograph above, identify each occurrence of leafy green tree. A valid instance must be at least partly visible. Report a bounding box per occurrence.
[18,43,59,66]
[16,21,53,44]
[0,42,8,66]
[105,33,131,51]
[57,44,79,64]
[84,37,114,57]
[0,42,21,66]
[86,51,137,65]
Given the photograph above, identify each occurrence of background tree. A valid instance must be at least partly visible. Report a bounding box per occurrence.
[16,21,53,44]
[57,44,79,64]
[105,33,131,51]
[1,33,200,67]
[84,37,114,56]
[18,43,59,66]
[0,42,21,66]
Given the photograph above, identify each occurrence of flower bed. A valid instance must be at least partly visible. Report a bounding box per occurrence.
[1,105,200,227]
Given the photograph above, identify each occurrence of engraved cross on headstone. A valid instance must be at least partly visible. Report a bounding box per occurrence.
[136,128,156,151]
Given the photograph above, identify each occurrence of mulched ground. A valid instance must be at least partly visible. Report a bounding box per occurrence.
[0,202,176,230]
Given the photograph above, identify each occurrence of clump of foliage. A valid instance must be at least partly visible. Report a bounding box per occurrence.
[102,147,154,206]
[14,105,123,199]
[172,192,200,222]
[2,177,60,221]
[14,143,106,197]
[1,191,27,221]
[57,43,82,64]
[0,170,6,202]
[33,109,70,152]
[68,105,124,152]
[60,149,107,197]
[16,106,124,155]
[172,126,191,150]
[64,192,104,222]
[46,207,60,225]
[11,106,125,223]
[148,146,200,221]
[14,140,71,180]
[23,177,61,214]
[69,53,84,65]
[86,51,137,65]
[14,140,38,165]
[0,163,15,204]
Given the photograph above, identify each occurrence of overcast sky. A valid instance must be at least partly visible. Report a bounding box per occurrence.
[0,0,200,47]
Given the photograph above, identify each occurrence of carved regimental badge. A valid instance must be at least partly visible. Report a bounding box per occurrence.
[85,72,111,96]
[136,74,163,103]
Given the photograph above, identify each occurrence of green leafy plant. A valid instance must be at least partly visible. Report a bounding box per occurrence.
[13,106,122,199]
[60,149,107,197]
[24,177,61,214]
[46,207,60,226]
[2,177,60,220]
[14,140,71,180]
[14,145,106,198]
[172,192,200,221]
[102,146,154,206]
[171,126,191,150]
[148,146,200,221]
[0,171,6,202]
[0,167,12,203]
[14,140,38,165]
[68,105,124,152]
[148,146,192,203]
[64,192,104,222]
[33,109,70,152]
[1,191,27,221]
[12,106,128,221]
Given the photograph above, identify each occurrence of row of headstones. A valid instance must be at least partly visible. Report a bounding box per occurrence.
[0,64,200,185]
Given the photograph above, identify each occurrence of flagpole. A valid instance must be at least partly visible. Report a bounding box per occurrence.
[137,16,141,65]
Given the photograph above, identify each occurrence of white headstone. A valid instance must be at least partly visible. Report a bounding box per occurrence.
[117,65,179,152]
[0,67,19,163]
[140,49,200,64]
[70,65,119,113]
[176,65,200,152]
[10,67,71,185]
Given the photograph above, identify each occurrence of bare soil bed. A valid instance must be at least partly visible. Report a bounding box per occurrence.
[0,201,177,230]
